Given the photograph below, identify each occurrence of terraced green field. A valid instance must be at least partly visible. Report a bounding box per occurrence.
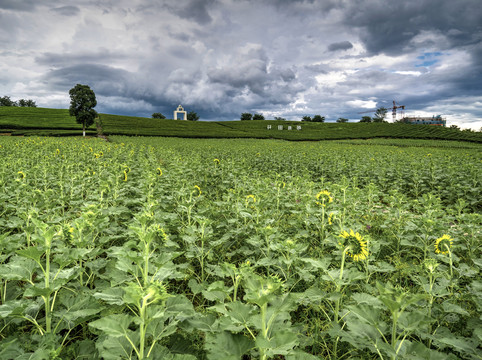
[1,107,481,142]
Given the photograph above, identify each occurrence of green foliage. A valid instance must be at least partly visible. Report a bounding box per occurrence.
[0,96,16,107]
[187,111,199,121]
[0,96,36,107]
[241,112,253,121]
[17,99,37,107]
[301,115,325,122]
[151,112,166,119]
[69,84,97,136]
[374,107,388,122]
[0,135,480,358]
[336,118,349,123]
[253,113,265,120]
[360,116,372,123]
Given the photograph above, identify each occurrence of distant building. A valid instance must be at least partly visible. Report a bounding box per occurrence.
[401,115,446,127]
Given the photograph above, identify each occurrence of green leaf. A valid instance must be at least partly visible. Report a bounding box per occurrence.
[398,311,431,332]
[256,329,299,356]
[347,304,383,327]
[436,335,479,356]
[442,302,470,316]
[404,341,455,360]
[202,281,229,302]
[205,331,254,360]
[286,350,321,360]
[351,293,383,307]
[95,333,136,360]
[188,278,203,295]
[225,301,256,325]
[93,288,125,305]
[23,285,53,298]
[16,247,44,264]
[89,314,132,337]
[0,300,27,318]
[0,257,37,281]
[0,338,24,359]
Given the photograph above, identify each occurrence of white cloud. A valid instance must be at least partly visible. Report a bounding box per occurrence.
[346,99,378,109]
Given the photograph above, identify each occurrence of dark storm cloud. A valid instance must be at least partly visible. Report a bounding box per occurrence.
[50,6,80,16]
[1,0,481,128]
[35,50,123,67]
[43,64,132,97]
[342,0,482,55]
[0,0,38,11]
[327,41,353,52]
[168,0,215,25]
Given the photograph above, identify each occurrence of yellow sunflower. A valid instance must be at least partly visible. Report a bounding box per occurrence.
[315,190,333,207]
[246,194,256,205]
[193,185,202,197]
[339,229,369,262]
[435,234,453,255]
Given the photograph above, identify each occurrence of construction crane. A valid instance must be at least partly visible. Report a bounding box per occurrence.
[357,100,406,122]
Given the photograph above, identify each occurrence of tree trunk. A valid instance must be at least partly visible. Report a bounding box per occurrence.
[83,122,86,137]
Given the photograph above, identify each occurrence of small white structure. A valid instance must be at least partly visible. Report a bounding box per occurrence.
[174,105,187,120]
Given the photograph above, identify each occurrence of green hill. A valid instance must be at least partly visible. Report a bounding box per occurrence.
[1,106,481,142]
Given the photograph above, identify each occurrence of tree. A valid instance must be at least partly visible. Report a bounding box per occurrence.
[69,84,97,137]
[373,107,388,122]
[274,116,286,121]
[312,115,325,123]
[337,117,349,123]
[18,99,37,107]
[360,116,372,123]
[301,116,312,122]
[253,114,265,120]
[241,113,253,121]
[187,111,199,121]
[152,112,166,119]
[0,96,16,106]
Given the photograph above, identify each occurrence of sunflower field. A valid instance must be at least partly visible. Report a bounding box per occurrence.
[0,136,480,359]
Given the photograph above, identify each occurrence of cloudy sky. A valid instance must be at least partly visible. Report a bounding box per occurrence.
[1,0,481,129]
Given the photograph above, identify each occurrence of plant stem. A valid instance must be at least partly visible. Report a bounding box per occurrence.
[44,247,51,334]
[391,311,399,360]
[259,303,268,360]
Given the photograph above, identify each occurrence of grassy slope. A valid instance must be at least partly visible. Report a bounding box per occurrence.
[1,106,481,142]
[0,107,97,136]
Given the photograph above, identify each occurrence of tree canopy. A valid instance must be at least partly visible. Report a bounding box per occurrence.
[152,113,166,119]
[69,84,97,137]
[187,111,199,121]
[0,96,36,107]
[253,114,265,120]
[373,107,388,122]
[241,113,253,121]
